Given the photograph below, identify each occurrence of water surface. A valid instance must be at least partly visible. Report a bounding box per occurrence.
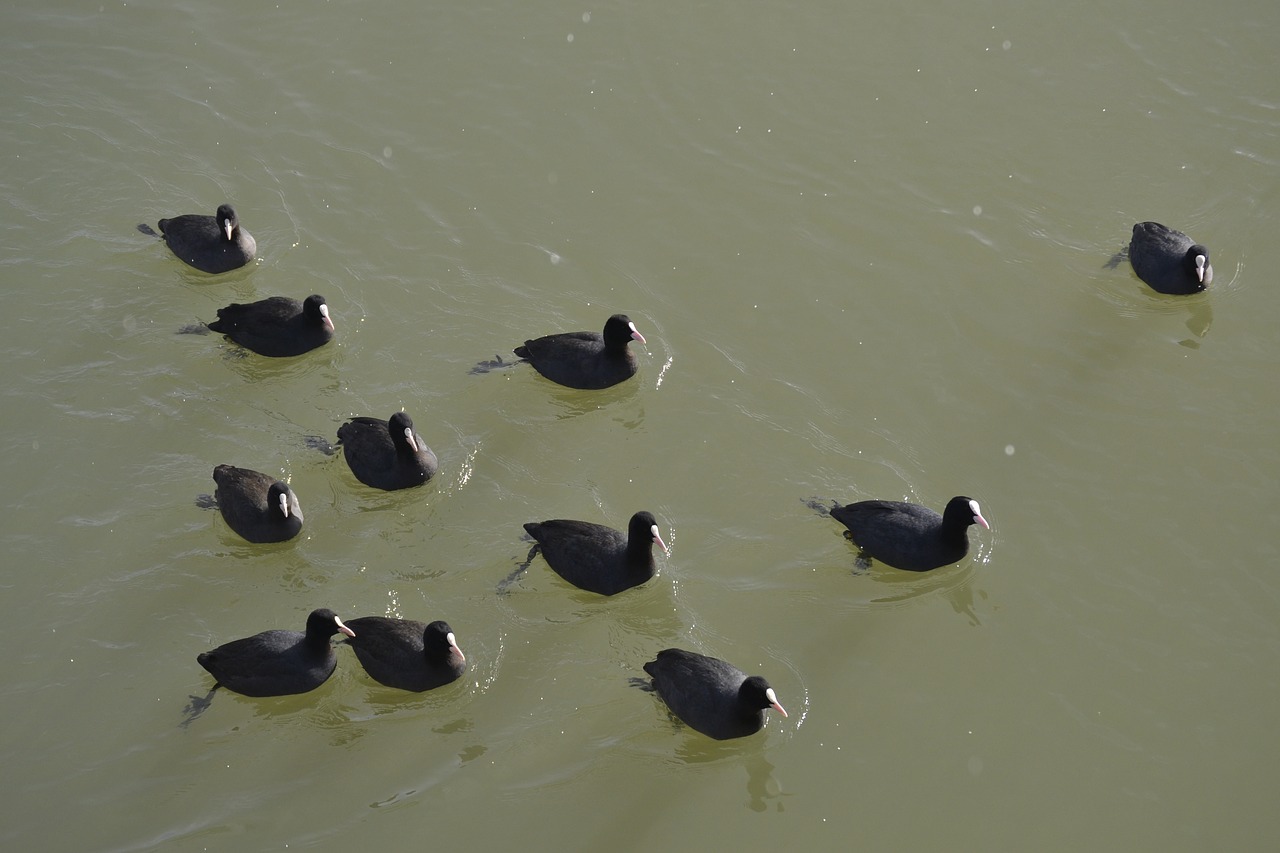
[3,1,1280,849]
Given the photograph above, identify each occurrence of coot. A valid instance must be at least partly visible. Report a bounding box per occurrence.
[643,648,787,740]
[195,608,355,697]
[514,314,646,389]
[1128,222,1212,295]
[336,412,438,491]
[141,203,256,274]
[211,464,304,543]
[524,510,668,595]
[206,294,335,357]
[343,617,465,692]
[827,495,988,572]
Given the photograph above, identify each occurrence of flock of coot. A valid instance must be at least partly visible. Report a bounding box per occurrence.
[146,204,1210,738]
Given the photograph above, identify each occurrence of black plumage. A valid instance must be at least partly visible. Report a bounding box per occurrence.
[514,314,647,389]
[211,464,303,543]
[1128,221,1213,295]
[145,203,256,274]
[344,617,465,692]
[827,495,988,572]
[523,511,668,595]
[206,294,335,357]
[336,412,438,491]
[643,648,787,740]
[195,608,354,697]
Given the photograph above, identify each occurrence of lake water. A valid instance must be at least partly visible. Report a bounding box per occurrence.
[3,0,1280,850]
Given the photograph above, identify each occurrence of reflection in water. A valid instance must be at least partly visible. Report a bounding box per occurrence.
[668,739,787,812]
[942,581,988,627]
[1100,261,1217,349]
[744,753,786,813]
[819,553,992,624]
[548,391,646,430]
[606,600,687,654]
[217,345,342,388]
[471,357,647,425]
[865,560,965,594]
[1179,300,1213,348]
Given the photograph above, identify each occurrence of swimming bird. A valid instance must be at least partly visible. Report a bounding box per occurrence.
[343,617,465,692]
[211,464,303,543]
[195,608,354,698]
[514,314,647,389]
[642,648,787,740]
[206,294,334,357]
[336,412,437,491]
[824,495,988,572]
[523,510,668,595]
[1127,221,1212,295]
[140,203,256,274]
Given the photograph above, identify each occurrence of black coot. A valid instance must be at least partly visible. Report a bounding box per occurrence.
[1128,222,1213,294]
[336,412,438,491]
[514,314,647,389]
[523,510,668,595]
[206,294,335,357]
[142,203,256,274]
[195,608,355,697]
[212,464,304,543]
[343,617,465,692]
[828,495,988,572]
[642,648,787,740]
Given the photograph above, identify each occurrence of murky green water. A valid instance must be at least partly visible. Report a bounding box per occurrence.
[3,1,1279,849]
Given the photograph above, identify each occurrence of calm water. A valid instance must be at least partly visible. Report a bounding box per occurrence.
[3,0,1280,850]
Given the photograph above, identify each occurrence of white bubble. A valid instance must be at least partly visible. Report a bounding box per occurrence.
[549,253,562,265]
[973,205,983,216]
[1004,444,1015,456]
[1002,40,1011,50]
[382,146,392,159]
[567,33,574,43]
[582,12,590,23]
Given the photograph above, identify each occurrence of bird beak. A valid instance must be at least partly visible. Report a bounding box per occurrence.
[278,491,291,519]
[319,303,335,332]
[651,524,670,555]
[766,687,788,718]
[969,500,990,530]
[448,632,465,663]
[629,322,647,345]
[335,616,356,638]
[223,220,234,241]
[1195,255,1209,284]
